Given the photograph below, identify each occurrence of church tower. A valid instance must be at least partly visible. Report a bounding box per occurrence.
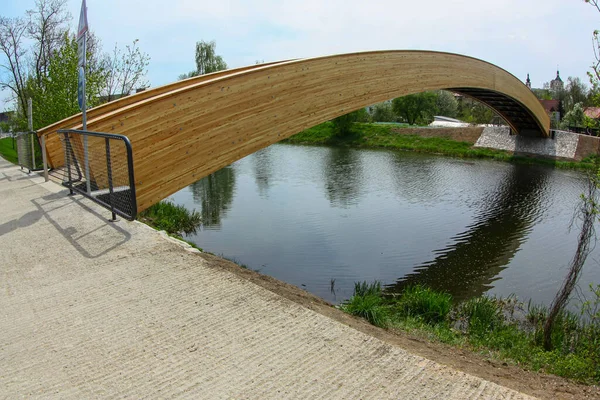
[550,70,563,92]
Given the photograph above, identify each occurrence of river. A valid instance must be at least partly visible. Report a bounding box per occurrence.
[168,143,600,306]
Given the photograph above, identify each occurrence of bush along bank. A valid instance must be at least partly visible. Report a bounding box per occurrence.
[138,200,203,251]
[340,282,600,384]
[283,122,598,170]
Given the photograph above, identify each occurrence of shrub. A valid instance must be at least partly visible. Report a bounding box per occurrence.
[341,281,388,327]
[353,281,383,297]
[139,200,201,236]
[396,285,452,324]
[342,293,389,328]
[457,296,504,336]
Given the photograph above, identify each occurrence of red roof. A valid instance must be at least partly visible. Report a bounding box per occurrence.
[584,107,600,119]
[539,99,559,113]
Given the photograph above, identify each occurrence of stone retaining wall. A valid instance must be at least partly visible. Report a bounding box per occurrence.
[392,125,600,161]
[391,126,484,144]
[475,127,580,160]
[574,134,600,161]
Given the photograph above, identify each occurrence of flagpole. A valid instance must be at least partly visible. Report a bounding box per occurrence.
[78,0,90,194]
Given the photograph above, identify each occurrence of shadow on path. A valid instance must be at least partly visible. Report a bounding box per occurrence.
[4,189,133,259]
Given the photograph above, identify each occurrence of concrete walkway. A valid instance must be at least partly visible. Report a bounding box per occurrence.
[0,158,534,399]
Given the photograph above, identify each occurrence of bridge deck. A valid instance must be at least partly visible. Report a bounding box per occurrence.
[0,158,533,399]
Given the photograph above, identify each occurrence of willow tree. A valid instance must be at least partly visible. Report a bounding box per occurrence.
[179,40,227,80]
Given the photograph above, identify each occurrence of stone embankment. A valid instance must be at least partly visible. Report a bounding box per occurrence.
[395,125,600,161]
[474,126,600,161]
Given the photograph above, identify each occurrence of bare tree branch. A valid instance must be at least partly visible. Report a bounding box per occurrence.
[102,39,150,102]
[0,16,29,114]
[26,0,71,85]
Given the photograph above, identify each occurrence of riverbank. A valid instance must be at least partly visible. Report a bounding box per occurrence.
[138,198,600,393]
[283,122,598,169]
[340,282,600,385]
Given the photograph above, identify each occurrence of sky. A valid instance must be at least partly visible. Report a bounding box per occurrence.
[1,0,598,111]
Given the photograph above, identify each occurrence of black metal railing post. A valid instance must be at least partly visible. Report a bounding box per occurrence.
[64,132,74,195]
[123,135,137,217]
[105,137,117,221]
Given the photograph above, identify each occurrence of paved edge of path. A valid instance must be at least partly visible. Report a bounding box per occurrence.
[0,158,537,399]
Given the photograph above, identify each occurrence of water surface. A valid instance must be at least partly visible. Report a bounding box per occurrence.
[170,144,600,305]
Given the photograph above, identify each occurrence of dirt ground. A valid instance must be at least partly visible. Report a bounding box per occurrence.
[198,252,600,400]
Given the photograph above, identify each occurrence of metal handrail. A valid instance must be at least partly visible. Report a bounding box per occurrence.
[57,129,137,221]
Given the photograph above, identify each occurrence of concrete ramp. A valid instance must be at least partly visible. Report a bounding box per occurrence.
[0,158,536,399]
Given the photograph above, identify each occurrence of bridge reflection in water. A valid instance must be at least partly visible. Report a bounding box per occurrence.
[388,163,550,302]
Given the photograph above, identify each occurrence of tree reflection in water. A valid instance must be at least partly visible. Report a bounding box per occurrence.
[189,166,236,229]
[323,147,364,208]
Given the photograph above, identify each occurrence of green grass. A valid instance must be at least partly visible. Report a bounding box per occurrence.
[395,285,452,324]
[219,254,250,270]
[138,200,202,236]
[0,137,18,164]
[340,281,388,327]
[284,122,597,170]
[340,283,600,384]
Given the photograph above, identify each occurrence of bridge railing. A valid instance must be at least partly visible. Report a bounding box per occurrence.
[15,131,43,172]
[55,129,137,221]
[566,126,600,136]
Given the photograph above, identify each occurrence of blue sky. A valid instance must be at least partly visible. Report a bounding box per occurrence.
[1,0,598,111]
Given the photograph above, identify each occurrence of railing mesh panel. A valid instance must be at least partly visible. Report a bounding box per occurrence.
[16,132,42,171]
[56,130,137,220]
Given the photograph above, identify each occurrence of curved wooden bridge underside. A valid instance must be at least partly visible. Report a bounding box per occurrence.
[39,51,550,212]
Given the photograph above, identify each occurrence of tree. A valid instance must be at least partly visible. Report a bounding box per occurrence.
[435,90,458,118]
[331,109,369,136]
[29,32,106,129]
[562,77,589,114]
[585,1,600,87]
[370,102,396,122]
[26,0,71,86]
[531,88,553,101]
[560,102,587,130]
[392,92,437,125]
[102,39,150,102]
[179,40,227,79]
[0,1,151,129]
[457,96,497,124]
[0,16,29,119]
[543,171,599,350]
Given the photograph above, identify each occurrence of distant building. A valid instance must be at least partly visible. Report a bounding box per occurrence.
[525,72,564,127]
[429,116,470,128]
[0,111,12,123]
[584,107,600,121]
[550,70,564,93]
[539,99,560,125]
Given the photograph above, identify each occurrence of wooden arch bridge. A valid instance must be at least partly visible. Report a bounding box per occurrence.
[38,50,550,213]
